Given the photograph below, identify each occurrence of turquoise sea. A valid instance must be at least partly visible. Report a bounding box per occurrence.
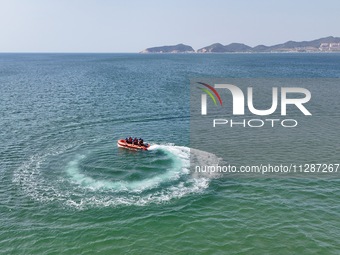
[1,53,340,254]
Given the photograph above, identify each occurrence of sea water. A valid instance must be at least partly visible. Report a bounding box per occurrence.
[1,53,340,254]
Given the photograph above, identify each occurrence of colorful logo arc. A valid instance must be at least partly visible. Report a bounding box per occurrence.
[197,82,223,106]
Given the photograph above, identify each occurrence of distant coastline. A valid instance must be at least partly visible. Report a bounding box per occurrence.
[140,36,340,53]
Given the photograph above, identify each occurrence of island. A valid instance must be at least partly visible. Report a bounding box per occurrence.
[140,43,195,53]
[197,36,340,53]
[141,36,340,53]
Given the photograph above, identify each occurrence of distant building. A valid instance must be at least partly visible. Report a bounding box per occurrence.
[330,43,340,51]
[319,43,340,51]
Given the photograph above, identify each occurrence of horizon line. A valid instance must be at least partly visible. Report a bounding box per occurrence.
[1,52,340,54]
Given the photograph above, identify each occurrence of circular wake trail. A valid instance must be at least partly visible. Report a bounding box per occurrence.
[13,142,220,209]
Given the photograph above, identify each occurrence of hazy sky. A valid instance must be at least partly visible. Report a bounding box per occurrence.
[0,0,339,52]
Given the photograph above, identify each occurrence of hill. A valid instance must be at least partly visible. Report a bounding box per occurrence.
[140,44,195,53]
[197,36,340,53]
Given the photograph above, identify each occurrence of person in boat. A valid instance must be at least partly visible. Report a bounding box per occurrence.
[133,137,139,145]
[139,138,144,147]
[128,137,133,144]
